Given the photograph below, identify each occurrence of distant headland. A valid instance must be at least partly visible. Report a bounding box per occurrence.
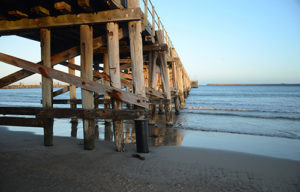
[207,84,300,86]
[1,83,68,89]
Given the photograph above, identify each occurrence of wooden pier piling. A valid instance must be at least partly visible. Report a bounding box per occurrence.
[41,28,53,146]
[107,22,124,152]
[80,25,95,150]
[149,51,158,124]
[177,63,185,106]
[68,58,78,137]
[157,30,172,125]
[128,0,149,153]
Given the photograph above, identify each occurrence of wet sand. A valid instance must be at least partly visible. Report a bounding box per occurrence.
[0,126,300,192]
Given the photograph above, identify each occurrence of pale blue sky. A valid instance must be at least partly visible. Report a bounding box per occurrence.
[1,0,300,84]
[151,0,300,84]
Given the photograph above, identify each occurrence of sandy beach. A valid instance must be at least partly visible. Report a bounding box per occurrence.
[0,126,299,192]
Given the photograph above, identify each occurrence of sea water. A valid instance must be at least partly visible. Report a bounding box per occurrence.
[178,85,300,139]
[0,86,300,161]
[177,85,300,161]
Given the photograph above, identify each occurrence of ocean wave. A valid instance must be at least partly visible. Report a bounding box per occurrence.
[170,126,300,140]
[181,110,300,120]
[183,106,300,115]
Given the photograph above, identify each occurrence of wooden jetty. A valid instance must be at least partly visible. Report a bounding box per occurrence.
[191,80,199,88]
[0,0,192,152]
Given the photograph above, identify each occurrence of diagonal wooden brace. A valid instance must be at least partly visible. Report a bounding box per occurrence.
[0,53,149,109]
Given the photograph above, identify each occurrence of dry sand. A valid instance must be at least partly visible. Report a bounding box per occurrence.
[0,126,299,192]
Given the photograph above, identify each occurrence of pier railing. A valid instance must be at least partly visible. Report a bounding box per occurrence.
[141,0,177,57]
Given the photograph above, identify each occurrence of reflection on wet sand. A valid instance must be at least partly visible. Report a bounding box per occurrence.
[104,121,113,142]
[70,119,78,138]
[70,113,184,147]
[148,113,184,146]
[106,113,184,147]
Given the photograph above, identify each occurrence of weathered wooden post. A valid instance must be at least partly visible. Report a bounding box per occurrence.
[107,22,124,152]
[144,0,148,26]
[157,30,173,125]
[168,67,173,88]
[103,53,112,114]
[149,51,158,124]
[177,62,185,106]
[171,49,177,89]
[157,17,161,30]
[128,0,149,153]
[157,72,164,114]
[80,25,95,150]
[184,69,189,98]
[183,68,189,98]
[183,70,187,98]
[187,70,191,94]
[41,28,53,146]
[151,5,155,43]
[104,122,113,141]
[148,51,153,87]
[68,58,78,137]
[145,65,149,88]
[125,68,132,109]
[171,48,180,114]
[103,53,110,109]
[103,52,113,141]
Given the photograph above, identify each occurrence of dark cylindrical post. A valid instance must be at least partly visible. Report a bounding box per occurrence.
[135,120,149,153]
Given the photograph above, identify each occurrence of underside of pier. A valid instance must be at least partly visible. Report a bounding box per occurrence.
[0,0,192,152]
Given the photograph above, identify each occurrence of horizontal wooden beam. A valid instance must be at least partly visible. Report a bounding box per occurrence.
[52,99,109,105]
[0,117,44,127]
[0,107,41,115]
[0,107,150,120]
[149,98,171,105]
[167,57,180,62]
[0,8,142,32]
[0,53,149,108]
[147,88,166,99]
[95,44,168,54]
[37,108,150,120]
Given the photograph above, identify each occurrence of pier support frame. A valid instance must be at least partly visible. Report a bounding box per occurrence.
[80,25,95,150]
[41,28,53,146]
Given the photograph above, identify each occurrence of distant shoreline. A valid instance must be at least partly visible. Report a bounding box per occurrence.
[1,84,68,89]
[207,84,300,86]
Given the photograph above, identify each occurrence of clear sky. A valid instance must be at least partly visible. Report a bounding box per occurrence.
[0,0,300,84]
